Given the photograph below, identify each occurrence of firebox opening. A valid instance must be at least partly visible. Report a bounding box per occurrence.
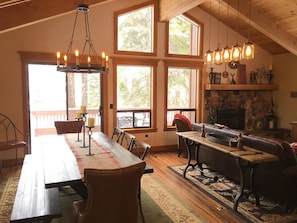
[216,109,245,130]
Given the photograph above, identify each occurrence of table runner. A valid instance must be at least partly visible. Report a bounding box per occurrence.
[64,133,121,177]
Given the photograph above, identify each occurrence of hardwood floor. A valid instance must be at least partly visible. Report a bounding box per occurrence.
[1,151,245,223]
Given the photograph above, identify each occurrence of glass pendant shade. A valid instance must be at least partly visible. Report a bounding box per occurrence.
[222,46,231,62]
[205,50,213,64]
[214,48,223,65]
[242,41,254,59]
[231,43,242,61]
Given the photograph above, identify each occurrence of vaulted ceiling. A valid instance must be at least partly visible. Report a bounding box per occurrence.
[2,0,297,56]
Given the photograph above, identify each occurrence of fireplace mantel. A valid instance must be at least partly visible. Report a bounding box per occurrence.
[205,84,279,91]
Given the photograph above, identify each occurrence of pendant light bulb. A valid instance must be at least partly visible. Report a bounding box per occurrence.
[214,48,223,65]
[231,44,242,61]
[242,41,254,59]
[205,50,213,64]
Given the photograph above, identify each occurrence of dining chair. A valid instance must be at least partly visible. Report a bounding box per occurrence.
[54,120,83,134]
[73,162,146,223]
[111,127,124,143]
[129,139,151,161]
[120,131,136,151]
[0,113,28,177]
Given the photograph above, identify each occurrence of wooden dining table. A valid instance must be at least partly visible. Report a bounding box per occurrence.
[33,131,152,199]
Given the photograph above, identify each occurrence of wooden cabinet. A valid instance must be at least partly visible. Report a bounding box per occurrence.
[204,84,279,91]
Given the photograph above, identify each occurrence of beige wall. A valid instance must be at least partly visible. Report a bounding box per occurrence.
[273,53,297,129]
[1,0,290,160]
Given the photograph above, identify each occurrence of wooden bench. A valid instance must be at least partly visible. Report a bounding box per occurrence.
[10,154,61,223]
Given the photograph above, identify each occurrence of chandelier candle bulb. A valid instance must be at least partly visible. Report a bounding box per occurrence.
[80,105,86,114]
[88,56,91,67]
[105,56,109,69]
[87,118,95,127]
[56,52,60,67]
[101,52,105,67]
[64,55,67,66]
[75,50,79,66]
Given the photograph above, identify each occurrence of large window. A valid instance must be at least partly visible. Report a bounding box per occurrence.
[114,59,157,130]
[166,14,203,58]
[115,1,157,55]
[164,60,202,129]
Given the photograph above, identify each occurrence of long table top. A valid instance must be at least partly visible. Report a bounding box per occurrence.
[34,132,146,188]
[176,131,279,164]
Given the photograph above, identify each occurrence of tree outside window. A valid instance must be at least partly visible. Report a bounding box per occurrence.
[116,3,155,54]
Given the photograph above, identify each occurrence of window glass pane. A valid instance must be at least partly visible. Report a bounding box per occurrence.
[168,15,199,56]
[117,65,151,109]
[167,67,196,108]
[167,67,197,126]
[117,5,153,53]
[67,73,100,124]
[117,112,133,128]
[135,112,150,127]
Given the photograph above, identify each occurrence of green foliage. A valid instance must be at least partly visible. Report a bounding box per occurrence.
[118,6,153,52]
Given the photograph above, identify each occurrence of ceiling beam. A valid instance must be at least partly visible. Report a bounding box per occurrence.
[0,0,112,34]
[224,0,297,56]
[159,0,207,22]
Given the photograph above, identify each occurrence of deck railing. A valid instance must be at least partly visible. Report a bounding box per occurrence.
[31,109,100,136]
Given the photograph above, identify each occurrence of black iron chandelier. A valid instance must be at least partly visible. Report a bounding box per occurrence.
[56,4,109,74]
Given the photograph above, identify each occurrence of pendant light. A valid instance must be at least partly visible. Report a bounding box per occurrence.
[205,0,213,64]
[214,0,222,65]
[242,0,254,59]
[222,0,231,62]
[231,0,242,62]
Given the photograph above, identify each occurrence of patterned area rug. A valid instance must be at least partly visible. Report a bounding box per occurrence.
[0,174,205,223]
[0,177,19,223]
[169,165,297,223]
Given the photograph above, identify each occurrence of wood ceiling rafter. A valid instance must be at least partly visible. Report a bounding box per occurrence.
[0,0,112,34]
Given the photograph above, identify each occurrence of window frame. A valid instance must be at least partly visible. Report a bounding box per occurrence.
[112,57,158,133]
[164,59,204,131]
[114,0,158,56]
[165,13,204,59]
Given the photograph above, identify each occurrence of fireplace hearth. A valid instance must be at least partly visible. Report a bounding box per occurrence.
[216,109,245,130]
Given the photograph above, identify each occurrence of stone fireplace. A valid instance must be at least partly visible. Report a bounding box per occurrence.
[204,90,273,131]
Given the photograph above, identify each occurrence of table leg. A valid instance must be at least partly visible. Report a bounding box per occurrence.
[249,166,260,206]
[234,157,260,211]
[234,157,245,211]
[182,138,203,178]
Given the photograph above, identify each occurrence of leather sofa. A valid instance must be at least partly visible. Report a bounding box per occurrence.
[192,123,297,208]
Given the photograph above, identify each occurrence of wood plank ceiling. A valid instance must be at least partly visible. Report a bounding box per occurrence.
[1,0,297,56]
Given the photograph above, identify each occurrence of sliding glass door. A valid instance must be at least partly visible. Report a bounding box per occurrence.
[28,64,102,138]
